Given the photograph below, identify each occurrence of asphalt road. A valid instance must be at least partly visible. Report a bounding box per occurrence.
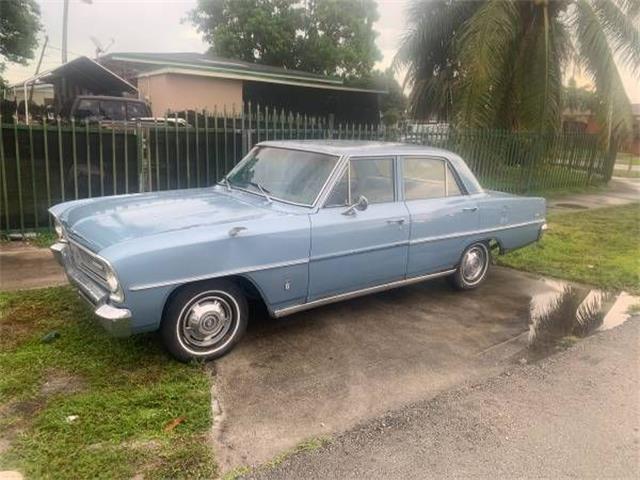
[247,317,640,479]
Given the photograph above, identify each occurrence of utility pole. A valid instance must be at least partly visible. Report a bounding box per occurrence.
[29,35,49,104]
[61,0,92,63]
[61,0,69,63]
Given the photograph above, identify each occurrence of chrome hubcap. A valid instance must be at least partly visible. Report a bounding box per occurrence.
[181,295,234,348]
[461,246,487,283]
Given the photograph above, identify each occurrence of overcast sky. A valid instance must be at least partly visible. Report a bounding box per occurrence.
[4,0,639,103]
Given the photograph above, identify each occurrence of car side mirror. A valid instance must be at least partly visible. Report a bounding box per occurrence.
[342,195,369,216]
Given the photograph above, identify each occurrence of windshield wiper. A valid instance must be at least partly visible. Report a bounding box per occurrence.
[248,181,272,203]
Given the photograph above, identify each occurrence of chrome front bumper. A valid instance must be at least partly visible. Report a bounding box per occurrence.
[538,222,548,241]
[51,241,132,337]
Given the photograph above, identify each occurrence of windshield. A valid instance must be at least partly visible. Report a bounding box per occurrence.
[225,147,340,205]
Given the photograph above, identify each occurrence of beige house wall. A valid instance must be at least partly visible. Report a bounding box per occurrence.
[138,73,243,116]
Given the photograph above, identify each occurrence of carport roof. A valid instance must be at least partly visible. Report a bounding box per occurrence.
[35,56,138,94]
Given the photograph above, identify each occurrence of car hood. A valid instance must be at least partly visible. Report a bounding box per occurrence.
[50,188,287,251]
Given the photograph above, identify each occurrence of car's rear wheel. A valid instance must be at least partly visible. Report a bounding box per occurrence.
[161,279,248,362]
[450,242,490,290]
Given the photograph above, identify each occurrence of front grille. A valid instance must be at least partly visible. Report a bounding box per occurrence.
[68,242,109,288]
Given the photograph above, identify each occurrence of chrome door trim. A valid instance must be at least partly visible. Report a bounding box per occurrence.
[316,155,350,208]
[129,258,309,291]
[129,220,543,292]
[309,239,409,262]
[273,268,456,318]
[410,219,545,245]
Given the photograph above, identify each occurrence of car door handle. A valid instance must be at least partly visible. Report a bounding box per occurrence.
[462,207,478,212]
[228,226,247,237]
[386,218,405,225]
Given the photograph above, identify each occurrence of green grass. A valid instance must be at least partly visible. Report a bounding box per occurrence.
[29,230,58,248]
[612,169,640,179]
[0,230,57,248]
[616,152,640,166]
[0,287,217,479]
[499,203,640,294]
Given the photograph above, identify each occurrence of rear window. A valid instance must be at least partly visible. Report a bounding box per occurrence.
[127,102,148,119]
[100,100,126,121]
[74,99,100,120]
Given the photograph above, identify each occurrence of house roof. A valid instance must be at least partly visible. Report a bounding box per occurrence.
[101,52,385,94]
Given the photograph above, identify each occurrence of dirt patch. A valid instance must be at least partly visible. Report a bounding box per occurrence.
[0,298,64,351]
[0,371,86,458]
[0,439,11,455]
[40,371,86,397]
[554,202,589,210]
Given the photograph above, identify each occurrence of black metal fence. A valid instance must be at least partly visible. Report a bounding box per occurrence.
[0,106,616,233]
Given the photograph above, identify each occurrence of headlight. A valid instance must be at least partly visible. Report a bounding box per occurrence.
[105,268,124,303]
[106,270,119,292]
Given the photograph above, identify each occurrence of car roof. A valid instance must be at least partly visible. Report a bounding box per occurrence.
[255,139,484,195]
[256,140,455,157]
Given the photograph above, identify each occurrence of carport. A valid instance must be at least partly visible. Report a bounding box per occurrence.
[20,56,137,122]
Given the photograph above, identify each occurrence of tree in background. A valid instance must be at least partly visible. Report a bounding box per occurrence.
[0,0,41,87]
[350,68,407,125]
[395,0,639,139]
[189,0,381,80]
[564,78,597,114]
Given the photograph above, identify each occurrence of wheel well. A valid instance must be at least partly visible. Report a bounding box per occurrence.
[161,275,268,324]
[487,238,503,255]
[457,239,501,268]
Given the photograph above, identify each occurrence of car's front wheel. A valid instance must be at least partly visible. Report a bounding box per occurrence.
[161,279,248,362]
[450,242,490,290]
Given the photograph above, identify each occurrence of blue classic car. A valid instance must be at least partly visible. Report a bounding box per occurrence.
[49,141,546,361]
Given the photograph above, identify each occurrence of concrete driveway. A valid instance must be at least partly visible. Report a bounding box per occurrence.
[0,243,66,291]
[212,266,569,470]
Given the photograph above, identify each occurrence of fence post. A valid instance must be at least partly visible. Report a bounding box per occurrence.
[136,121,147,192]
[245,102,252,154]
[28,121,38,228]
[603,137,618,182]
[0,117,9,231]
[71,118,78,199]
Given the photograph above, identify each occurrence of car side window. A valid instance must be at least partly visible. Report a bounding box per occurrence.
[447,165,462,196]
[404,157,462,200]
[350,157,394,204]
[324,169,349,207]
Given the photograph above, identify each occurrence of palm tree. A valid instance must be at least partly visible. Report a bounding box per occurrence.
[395,0,640,139]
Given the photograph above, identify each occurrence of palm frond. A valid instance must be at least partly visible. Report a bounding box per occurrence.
[572,0,634,140]
[511,8,570,131]
[455,0,521,129]
[592,0,640,75]
[394,0,480,120]
[610,0,640,18]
